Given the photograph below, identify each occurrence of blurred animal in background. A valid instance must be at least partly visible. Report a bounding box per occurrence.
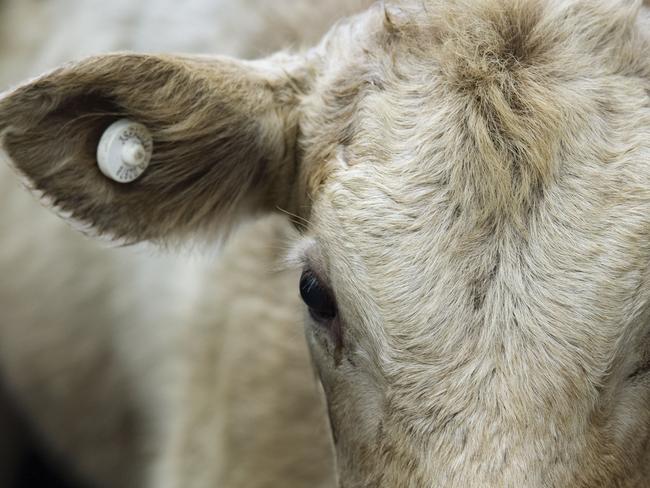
[0,1,370,487]
[1,1,650,488]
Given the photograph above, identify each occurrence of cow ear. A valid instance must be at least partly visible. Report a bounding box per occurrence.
[0,53,309,243]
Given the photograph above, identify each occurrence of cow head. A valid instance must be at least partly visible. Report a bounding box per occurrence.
[1,1,649,486]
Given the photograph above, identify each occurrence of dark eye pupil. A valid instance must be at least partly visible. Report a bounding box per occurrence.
[299,270,337,322]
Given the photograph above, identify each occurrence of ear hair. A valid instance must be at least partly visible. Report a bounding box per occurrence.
[0,53,308,243]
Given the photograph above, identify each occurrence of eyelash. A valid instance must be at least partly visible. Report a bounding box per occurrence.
[299,269,338,323]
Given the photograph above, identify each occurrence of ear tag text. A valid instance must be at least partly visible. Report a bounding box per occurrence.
[97,119,153,183]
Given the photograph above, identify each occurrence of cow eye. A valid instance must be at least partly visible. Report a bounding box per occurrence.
[299,269,337,323]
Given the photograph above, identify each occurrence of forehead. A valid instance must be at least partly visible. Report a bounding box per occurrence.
[302,0,650,362]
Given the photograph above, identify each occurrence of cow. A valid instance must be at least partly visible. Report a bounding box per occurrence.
[0,0,369,486]
[1,0,649,487]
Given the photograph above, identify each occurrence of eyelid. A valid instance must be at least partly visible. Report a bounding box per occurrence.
[303,266,332,295]
[284,237,315,270]
[289,238,331,289]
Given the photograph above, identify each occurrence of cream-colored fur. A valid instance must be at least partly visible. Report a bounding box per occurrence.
[1,1,649,487]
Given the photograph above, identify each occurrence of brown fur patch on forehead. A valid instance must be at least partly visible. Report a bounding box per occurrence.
[300,0,649,227]
[391,0,648,222]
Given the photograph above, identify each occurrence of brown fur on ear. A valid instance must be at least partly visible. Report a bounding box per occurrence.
[0,53,304,243]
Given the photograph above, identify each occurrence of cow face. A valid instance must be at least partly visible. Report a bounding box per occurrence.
[1,1,649,486]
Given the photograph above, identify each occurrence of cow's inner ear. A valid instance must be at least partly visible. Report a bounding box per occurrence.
[0,53,309,243]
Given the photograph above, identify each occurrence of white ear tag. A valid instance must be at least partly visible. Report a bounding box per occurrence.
[97,119,153,183]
